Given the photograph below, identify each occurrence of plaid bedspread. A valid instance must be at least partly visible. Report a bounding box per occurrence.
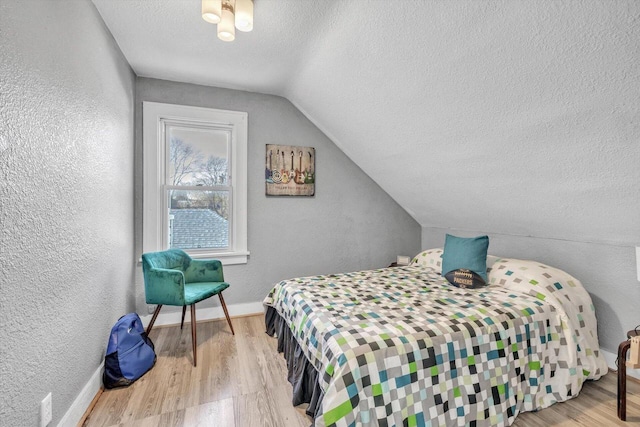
[263,257,607,427]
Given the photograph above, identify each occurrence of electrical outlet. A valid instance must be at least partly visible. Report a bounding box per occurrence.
[147,304,157,314]
[40,392,52,427]
[397,255,411,266]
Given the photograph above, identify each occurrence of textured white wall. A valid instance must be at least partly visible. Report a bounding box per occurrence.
[0,1,135,426]
[285,0,640,250]
[134,78,422,315]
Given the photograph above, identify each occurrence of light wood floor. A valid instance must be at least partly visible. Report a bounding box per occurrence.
[83,314,640,426]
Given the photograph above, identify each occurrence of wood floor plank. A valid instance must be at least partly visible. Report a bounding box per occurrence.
[263,384,311,427]
[230,317,265,397]
[83,314,640,427]
[233,391,280,427]
[196,320,236,406]
[117,409,185,427]
[182,398,234,427]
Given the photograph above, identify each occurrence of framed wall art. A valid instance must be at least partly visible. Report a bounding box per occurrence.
[265,144,315,196]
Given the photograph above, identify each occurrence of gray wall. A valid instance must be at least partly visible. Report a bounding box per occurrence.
[135,77,422,314]
[422,227,639,355]
[0,1,135,426]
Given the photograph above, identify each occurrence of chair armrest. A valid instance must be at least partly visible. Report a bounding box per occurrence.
[144,267,186,306]
[185,259,224,283]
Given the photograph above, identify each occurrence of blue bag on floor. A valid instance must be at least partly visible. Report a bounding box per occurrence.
[103,313,156,389]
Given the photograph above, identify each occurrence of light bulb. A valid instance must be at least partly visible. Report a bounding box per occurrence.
[202,0,221,24]
[218,5,235,41]
[235,0,253,32]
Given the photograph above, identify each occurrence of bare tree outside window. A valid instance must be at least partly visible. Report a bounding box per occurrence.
[169,138,204,186]
[198,155,229,186]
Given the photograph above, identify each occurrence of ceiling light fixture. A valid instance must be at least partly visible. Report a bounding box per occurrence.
[202,0,253,42]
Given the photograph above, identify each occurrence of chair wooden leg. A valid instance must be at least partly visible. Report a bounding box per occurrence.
[190,304,197,367]
[219,292,235,335]
[146,304,163,335]
[618,340,631,420]
[181,305,187,330]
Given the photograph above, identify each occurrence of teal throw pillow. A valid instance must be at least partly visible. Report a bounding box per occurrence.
[442,234,489,283]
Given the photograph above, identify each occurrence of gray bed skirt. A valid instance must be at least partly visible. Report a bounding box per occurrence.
[265,306,324,421]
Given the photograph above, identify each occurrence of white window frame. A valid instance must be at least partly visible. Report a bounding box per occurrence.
[143,101,248,264]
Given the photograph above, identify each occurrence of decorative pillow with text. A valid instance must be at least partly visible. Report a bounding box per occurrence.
[442,234,489,288]
[444,268,487,289]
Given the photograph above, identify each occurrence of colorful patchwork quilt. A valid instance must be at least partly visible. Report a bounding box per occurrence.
[263,252,608,427]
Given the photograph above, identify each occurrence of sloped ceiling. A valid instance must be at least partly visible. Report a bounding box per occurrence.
[93,0,640,245]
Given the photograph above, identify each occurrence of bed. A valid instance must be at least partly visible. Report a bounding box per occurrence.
[263,249,608,426]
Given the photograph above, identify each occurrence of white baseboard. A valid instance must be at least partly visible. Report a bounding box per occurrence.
[58,363,103,427]
[602,348,640,380]
[59,301,264,427]
[139,301,265,328]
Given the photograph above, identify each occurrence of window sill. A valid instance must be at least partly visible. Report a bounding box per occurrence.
[187,250,249,265]
[138,251,249,266]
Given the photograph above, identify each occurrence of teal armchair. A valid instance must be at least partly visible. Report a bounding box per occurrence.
[141,249,234,366]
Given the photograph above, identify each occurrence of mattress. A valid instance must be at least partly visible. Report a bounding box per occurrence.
[263,252,607,426]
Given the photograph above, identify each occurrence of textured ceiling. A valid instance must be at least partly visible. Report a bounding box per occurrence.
[93,0,640,245]
[93,0,334,94]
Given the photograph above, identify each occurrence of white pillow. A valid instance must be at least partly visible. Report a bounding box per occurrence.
[411,248,444,273]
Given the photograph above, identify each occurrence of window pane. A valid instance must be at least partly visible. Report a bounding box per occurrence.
[168,190,230,250]
[167,125,229,186]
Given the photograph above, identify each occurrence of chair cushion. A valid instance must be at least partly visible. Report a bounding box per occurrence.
[184,282,230,305]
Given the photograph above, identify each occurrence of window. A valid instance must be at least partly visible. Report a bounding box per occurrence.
[143,102,248,264]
